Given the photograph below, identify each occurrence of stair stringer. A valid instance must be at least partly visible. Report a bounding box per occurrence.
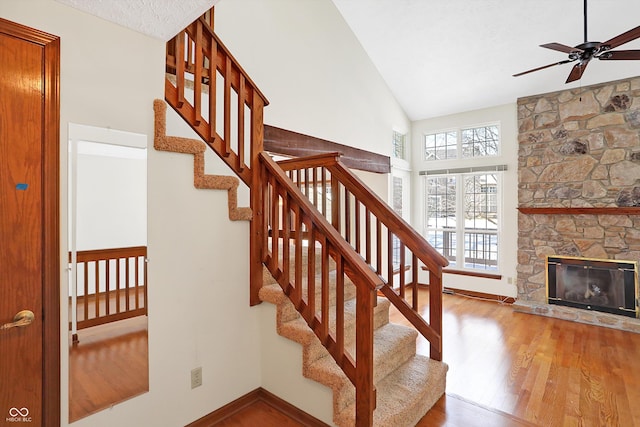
[153,99,252,221]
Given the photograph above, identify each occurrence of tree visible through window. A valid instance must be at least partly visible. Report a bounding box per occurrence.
[423,123,501,272]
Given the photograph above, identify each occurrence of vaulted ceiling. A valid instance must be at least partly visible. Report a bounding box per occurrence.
[55,0,640,121]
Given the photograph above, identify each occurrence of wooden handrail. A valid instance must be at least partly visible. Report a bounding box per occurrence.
[166,8,446,424]
[69,246,147,331]
[276,153,448,360]
[259,152,380,424]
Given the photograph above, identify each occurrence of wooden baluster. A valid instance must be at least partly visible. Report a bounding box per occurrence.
[321,168,327,217]
[105,259,111,315]
[193,21,203,126]
[237,74,245,171]
[320,237,329,341]
[296,169,302,190]
[387,228,393,290]
[143,250,148,312]
[376,218,382,275]
[294,205,303,307]
[208,37,217,140]
[412,254,418,310]
[125,257,131,312]
[336,256,345,362]
[365,208,371,264]
[261,166,269,262]
[94,260,100,319]
[312,167,318,208]
[282,195,291,287]
[331,174,340,233]
[83,261,89,321]
[355,199,361,254]
[176,31,185,107]
[306,224,316,324]
[429,268,443,361]
[344,188,351,244]
[116,258,121,314]
[186,32,193,72]
[399,244,406,299]
[223,56,231,157]
[135,255,140,310]
[304,168,310,198]
[271,178,279,270]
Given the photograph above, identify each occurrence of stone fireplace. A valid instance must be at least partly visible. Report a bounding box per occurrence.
[515,75,640,332]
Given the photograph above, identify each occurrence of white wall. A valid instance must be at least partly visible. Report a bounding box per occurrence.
[2,0,415,424]
[1,1,262,426]
[411,104,519,298]
[214,0,411,422]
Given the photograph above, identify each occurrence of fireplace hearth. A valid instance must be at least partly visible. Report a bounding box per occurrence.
[546,256,638,318]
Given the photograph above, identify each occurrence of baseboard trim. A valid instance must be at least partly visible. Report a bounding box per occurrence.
[418,283,515,304]
[185,387,329,427]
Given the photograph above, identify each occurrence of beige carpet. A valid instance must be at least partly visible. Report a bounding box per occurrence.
[259,263,448,426]
[153,99,251,221]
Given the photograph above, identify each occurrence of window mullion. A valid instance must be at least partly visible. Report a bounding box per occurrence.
[456,173,464,268]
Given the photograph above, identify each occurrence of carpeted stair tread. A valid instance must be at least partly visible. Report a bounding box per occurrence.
[260,266,447,426]
[305,322,420,415]
[335,355,448,427]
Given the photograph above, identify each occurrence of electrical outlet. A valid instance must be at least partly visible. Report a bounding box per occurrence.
[507,277,513,284]
[191,367,202,389]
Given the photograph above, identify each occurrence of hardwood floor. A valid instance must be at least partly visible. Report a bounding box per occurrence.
[68,291,640,426]
[68,316,149,422]
[393,289,640,427]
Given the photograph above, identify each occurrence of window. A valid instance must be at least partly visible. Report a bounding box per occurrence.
[422,123,502,272]
[392,131,406,160]
[391,176,403,267]
[425,172,500,271]
[424,124,499,161]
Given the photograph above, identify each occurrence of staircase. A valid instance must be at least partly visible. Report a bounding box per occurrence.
[259,261,447,426]
[161,8,449,426]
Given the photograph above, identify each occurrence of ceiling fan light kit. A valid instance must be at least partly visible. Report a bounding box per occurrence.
[514,0,640,83]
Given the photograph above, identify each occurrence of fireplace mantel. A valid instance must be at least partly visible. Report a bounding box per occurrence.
[517,207,640,215]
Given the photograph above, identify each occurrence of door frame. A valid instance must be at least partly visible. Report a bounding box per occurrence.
[0,18,61,426]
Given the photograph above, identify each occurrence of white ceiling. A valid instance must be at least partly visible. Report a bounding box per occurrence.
[55,0,640,121]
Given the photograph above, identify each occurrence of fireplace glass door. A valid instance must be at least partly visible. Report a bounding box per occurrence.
[546,256,638,318]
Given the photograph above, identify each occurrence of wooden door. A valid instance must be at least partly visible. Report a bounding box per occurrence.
[0,18,60,426]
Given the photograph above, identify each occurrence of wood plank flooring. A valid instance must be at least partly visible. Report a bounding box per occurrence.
[392,289,640,427]
[69,290,640,426]
[68,316,149,422]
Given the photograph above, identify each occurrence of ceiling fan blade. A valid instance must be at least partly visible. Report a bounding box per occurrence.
[540,43,582,54]
[513,60,572,77]
[602,25,640,49]
[566,61,589,83]
[599,50,640,60]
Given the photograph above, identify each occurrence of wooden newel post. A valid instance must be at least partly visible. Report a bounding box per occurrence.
[429,268,443,361]
[250,93,265,306]
[355,282,376,426]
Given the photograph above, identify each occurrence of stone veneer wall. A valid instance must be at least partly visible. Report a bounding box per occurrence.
[516,76,640,331]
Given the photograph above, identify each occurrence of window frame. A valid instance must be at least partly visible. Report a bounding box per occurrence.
[421,121,503,274]
[423,122,501,162]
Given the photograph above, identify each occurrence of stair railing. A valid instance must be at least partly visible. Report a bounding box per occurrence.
[164,11,269,302]
[276,152,449,361]
[259,152,381,426]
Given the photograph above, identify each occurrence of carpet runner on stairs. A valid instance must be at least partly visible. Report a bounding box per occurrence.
[259,264,448,426]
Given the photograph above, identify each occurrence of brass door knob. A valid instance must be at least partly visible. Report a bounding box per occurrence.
[0,310,35,331]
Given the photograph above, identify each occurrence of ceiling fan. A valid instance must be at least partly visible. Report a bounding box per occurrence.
[513,0,640,83]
